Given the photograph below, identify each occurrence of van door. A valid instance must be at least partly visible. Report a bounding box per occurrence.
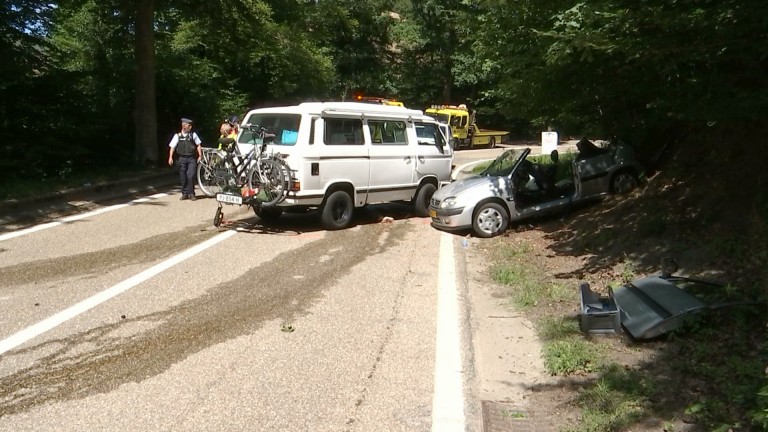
[366,119,416,203]
[321,117,370,206]
[414,121,453,185]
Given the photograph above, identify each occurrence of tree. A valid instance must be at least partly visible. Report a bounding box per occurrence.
[134,0,157,165]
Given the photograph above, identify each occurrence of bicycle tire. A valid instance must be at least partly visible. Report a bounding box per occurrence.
[247,158,289,207]
[198,152,227,196]
[269,156,292,193]
[267,156,292,204]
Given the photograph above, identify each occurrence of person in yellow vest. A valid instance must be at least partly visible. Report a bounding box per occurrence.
[218,116,240,150]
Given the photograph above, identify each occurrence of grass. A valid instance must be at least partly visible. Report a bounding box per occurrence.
[562,364,653,432]
[537,316,581,341]
[543,339,601,375]
[489,250,572,309]
[487,238,768,431]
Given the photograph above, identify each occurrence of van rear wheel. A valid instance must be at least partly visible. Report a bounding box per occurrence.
[321,190,354,230]
[413,183,436,217]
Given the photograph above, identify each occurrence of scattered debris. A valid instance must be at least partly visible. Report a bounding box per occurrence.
[280,324,295,333]
[579,258,759,340]
[381,216,394,223]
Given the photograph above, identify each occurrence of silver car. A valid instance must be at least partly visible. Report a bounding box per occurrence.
[574,138,645,195]
[429,143,644,238]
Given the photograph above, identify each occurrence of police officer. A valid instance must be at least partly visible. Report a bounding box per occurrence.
[168,117,203,200]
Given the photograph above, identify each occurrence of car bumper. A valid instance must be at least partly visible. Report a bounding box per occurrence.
[428,205,474,230]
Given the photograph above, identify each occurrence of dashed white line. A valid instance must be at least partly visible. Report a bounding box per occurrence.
[0,193,169,242]
[0,229,236,356]
[432,232,465,431]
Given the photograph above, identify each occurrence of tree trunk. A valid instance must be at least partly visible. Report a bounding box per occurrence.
[133,0,157,165]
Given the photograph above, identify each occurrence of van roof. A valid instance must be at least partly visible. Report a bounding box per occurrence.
[245,102,425,117]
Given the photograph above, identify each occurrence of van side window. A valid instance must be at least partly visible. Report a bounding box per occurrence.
[415,122,445,147]
[368,120,407,145]
[309,116,317,145]
[325,118,364,145]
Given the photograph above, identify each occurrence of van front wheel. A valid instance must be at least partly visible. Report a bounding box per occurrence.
[413,183,437,217]
[321,190,354,230]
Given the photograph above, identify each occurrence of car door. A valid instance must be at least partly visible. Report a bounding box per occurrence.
[414,121,453,185]
[365,118,415,203]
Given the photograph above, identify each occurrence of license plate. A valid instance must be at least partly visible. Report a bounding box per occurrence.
[429,209,437,218]
[216,193,243,205]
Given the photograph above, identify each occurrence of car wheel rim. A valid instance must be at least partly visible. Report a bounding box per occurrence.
[332,202,347,221]
[477,208,503,234]
[613,173,636,194]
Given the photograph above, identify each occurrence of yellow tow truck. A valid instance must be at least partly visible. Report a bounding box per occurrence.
[425,104,508,149]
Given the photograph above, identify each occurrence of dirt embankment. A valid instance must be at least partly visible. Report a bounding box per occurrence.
[472,127,768,430]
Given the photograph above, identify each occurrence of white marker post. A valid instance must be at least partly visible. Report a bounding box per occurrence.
[541,131,558,155]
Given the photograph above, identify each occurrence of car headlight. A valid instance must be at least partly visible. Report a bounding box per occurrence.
[440,197,458,208]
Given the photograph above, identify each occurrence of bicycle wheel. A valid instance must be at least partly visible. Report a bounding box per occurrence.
[198,153,228,196]
[268,155,292,194]
[247,158,289,207]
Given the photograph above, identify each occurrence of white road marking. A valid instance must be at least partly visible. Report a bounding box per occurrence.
[0,229,236,356]
[432,232,465,431]
[0,193,170,242]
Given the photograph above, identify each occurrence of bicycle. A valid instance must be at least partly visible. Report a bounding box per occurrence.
[211,124,293,226]
[197,146,228,197]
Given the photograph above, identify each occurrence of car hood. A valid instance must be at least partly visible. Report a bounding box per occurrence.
[435,175,499,201]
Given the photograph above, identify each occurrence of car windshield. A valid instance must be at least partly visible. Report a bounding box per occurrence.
[481,149,525,177]
[238,113,301,146]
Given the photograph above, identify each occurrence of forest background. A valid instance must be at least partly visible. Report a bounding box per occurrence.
[2,0,766,185]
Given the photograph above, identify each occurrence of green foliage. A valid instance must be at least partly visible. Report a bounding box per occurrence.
[490,240,572,309]
[537,316,581,341]
[752,384,768,429]
[564,363,652,432]
[3,0,768,181]
[474,0,768,144]
[543,338,600,375]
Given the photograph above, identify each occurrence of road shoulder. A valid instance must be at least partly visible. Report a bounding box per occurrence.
[462,238,559,431]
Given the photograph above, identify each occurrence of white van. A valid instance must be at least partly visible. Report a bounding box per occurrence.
[237,102,454,229]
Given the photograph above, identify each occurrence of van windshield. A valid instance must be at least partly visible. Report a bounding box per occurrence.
[238,113,301,146]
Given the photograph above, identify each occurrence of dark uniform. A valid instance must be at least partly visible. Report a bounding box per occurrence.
[168,118,201,200]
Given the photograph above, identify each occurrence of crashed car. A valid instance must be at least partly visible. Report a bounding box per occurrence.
[575,138,645,196]
[429,142,644,238]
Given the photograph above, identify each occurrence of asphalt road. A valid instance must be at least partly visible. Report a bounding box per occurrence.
[0,141,572,431]
[0,188,478,431]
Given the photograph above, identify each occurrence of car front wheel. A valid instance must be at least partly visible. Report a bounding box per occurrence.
[472,202,508,238]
